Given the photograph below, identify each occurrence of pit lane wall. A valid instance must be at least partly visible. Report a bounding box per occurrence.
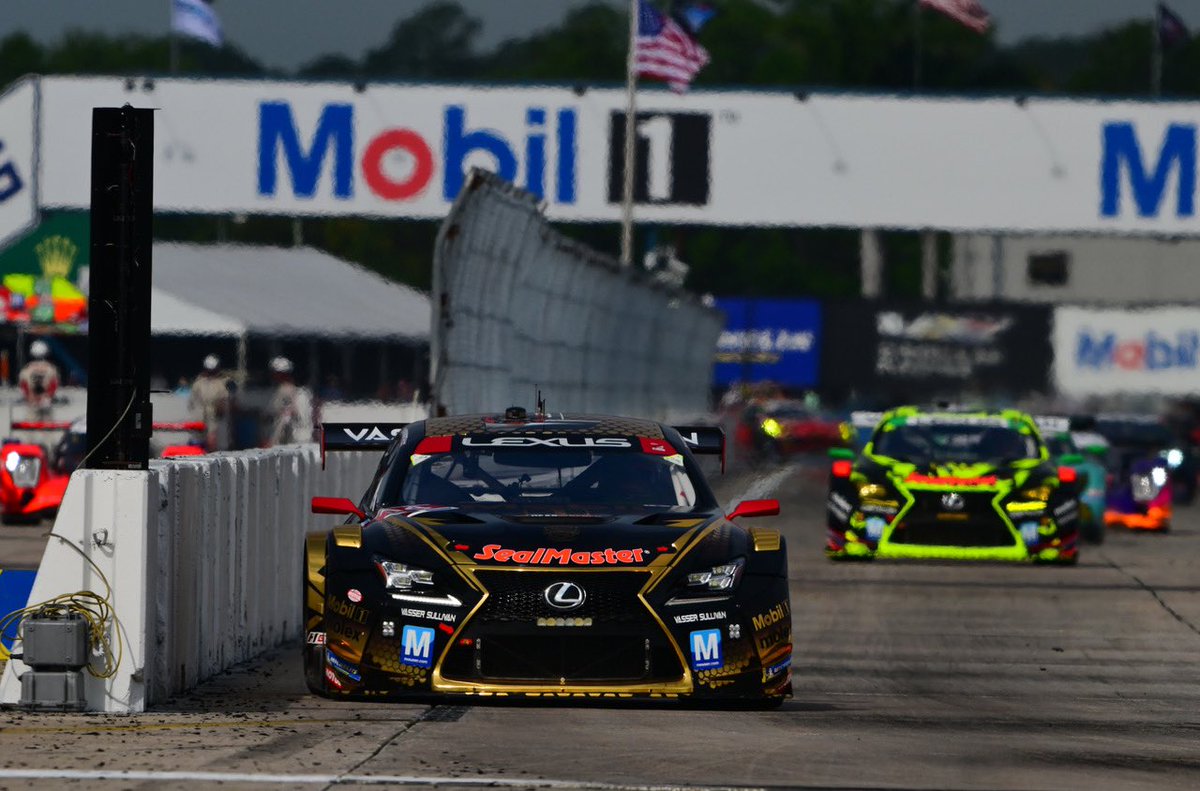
[0,445,378,712]
[432,169,721,419]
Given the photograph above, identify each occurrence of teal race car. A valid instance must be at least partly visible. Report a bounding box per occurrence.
[826,407,1082,564]
[1036,417,1108,544]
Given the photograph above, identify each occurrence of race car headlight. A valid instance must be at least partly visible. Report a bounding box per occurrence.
[1165,449,1184,469]
[761,418,783,439]
[1017,484,1052,501]
[5,452,40,489]
[685,558,745,592]
[375,560,434,591]
[858,483,890,500]
[1151,466,1169,488]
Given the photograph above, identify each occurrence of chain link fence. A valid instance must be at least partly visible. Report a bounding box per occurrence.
[431,170,721,420]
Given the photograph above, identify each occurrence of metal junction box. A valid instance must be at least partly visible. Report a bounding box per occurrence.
[23,614,89,669]
[20,671,86,711]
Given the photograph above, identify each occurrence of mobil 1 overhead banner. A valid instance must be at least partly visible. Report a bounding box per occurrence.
[31,75,1200,234]
[823,302,1052,400]
[1054,307,1200,396]
[713,298,821,387]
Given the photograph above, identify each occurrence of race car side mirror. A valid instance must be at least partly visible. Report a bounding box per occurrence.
[312,496,366,521]
[727,499,780,520]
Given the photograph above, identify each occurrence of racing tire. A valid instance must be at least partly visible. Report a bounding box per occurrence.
[301,548,327,696]
[1081,520,1105,545]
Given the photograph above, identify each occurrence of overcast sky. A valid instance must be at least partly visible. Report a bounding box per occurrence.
[4,1,1196,71]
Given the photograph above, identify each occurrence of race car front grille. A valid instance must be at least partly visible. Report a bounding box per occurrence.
[891,491,1016,547]
[440,570,684,684]
[474,635,674,682]
[471,571,651,625]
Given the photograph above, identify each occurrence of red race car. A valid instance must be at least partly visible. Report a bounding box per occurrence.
[1,418,205,524]
[738,399,850,461]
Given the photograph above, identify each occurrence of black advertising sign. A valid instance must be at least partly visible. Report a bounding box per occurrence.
[821,301,1053,404]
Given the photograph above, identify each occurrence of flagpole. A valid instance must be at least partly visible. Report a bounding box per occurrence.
[1152,2,1163,97]
[169,0,179,73]
[912,0,923,89]
[621,0,639,268]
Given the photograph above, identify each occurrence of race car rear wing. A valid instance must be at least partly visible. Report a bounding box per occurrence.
[319,422,726,472]
[1032,415,1070,435]
[672,425,726,473]
[850,411,884,430]
[320,423,408,468]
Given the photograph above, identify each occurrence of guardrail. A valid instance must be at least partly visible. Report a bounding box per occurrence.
[0,445,378,712]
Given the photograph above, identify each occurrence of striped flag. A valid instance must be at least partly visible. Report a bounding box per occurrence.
[635,0,710,93]
[1159,3,1190,49]
[172,0,223,46]
[919,0,991,34]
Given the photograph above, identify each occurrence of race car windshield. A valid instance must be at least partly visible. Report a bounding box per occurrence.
[874,423,1039,465]
[393,448,701,511]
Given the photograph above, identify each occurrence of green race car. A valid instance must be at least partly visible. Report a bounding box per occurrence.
[825,407,1081,564]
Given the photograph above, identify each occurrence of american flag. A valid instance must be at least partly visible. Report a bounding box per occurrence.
[636,0,710,93]
[919,0,991,34]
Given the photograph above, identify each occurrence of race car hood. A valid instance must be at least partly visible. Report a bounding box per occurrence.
[881,460,1030,488]
[377,506,716,569]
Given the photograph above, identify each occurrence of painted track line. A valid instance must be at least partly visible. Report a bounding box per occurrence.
[0,768,766,790]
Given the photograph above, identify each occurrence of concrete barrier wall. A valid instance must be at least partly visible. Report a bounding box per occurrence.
[0,444,379,712]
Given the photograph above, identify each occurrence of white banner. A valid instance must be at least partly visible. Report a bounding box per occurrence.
[31,75,1200,234]
[0,79,38,249]
[1054,306,1200,396]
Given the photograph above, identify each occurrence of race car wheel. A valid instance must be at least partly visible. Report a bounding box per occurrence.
[1081,520,1105,545]
[301,545,327,696]
[302,641,326,696]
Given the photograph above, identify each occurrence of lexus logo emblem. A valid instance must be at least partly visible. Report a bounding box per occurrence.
[544,581,586,611]
[941,493,965,511]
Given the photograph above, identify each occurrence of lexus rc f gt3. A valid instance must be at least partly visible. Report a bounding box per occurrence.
[304,409,791,706]
[826,407,1081,563]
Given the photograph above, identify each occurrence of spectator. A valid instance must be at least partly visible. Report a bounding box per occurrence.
[265,356,314,446]
[188,354,235,451]
[18,339,60,422]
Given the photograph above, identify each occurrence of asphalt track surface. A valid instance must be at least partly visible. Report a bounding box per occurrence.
[2,462,1199,790]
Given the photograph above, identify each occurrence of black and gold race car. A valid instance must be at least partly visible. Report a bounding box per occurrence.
[825,407,1081,564]
[304,408,791,705]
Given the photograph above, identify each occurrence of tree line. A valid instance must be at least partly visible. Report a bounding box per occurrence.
[3,0,1193,298]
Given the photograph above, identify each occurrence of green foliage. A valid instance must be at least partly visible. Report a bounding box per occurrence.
[0,1,1189,300]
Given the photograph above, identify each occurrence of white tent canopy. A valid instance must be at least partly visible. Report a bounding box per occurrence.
[150,286,244,337]
[150,243,430,341]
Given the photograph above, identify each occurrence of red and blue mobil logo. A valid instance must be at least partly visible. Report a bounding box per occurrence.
[1076,328,1200,371]
[257,100,578,206]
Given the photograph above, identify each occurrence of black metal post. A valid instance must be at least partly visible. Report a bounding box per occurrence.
[86,106,154,470]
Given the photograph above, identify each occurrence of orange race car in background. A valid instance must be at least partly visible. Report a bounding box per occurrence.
[0,418,205,524]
